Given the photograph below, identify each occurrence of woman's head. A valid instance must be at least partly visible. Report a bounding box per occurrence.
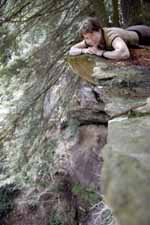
[79,17,103,47]
[79,17,102,36]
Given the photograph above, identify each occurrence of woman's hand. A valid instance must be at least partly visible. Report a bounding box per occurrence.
[82,47,104,56]
[69,46,104,57]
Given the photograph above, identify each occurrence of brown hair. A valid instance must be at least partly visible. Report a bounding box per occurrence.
[79,17,102,37]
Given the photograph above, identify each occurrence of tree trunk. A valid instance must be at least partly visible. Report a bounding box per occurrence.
[112,0,120,26]
[120,0,143,26]
[92,0,108,26]
[143,0,150,25]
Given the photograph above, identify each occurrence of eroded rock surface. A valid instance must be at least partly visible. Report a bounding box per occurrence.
[68,51,150,225]
[52,82,109,225]
[102,111,150,225]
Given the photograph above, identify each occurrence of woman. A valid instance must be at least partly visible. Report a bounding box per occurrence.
[69,17,150,60]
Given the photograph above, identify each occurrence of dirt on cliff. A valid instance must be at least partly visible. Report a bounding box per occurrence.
[130,47,150,68]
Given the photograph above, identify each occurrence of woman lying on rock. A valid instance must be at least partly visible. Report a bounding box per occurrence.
[69,17,150,60]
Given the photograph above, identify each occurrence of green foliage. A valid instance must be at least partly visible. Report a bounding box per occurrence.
[128,110,150,118]
[143,1,150,25]
[47,211,67,225]
[66,119,80,139]
[72,183,102,205]
[16,137,58,187]
[0,27,19,65]
[0,183,20,220]
[0,58,28,80]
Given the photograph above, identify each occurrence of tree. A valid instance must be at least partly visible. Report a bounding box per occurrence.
[143,0,150,25]
[120,0,143,26]
[112,0,120,26]
[92,0,108,26]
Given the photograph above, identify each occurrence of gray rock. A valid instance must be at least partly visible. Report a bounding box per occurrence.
[102,115,150,225]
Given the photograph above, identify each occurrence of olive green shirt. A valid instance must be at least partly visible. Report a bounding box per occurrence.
[103,27,139,49]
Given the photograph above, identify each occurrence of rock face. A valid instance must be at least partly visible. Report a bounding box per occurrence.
[52,83,109,225]
[68,50,150,225]
[102,113,150,225]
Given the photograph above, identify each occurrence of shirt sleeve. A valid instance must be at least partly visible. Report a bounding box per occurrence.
[104,28,119,48]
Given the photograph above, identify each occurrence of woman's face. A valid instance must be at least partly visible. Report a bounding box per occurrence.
[83,31,101,47]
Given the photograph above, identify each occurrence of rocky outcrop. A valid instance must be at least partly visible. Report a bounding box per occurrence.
[68,49,150,225]
[102,105,150,225]
[52,82,109,225]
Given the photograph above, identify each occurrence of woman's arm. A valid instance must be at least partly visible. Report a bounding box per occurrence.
[69,41,104,56]
[103,37,130,60]
[69,37,130,59]
[69,40,88,55]
[69,40,86,55]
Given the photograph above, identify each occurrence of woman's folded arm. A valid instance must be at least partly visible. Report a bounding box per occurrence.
[69,40,86,55]
[103,37,130,60]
